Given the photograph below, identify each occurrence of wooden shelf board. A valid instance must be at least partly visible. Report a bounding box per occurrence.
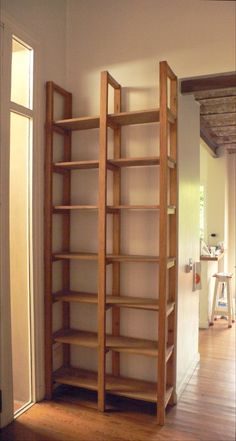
[53,252,98,261]
[53,252,175,267]
[107,255,176,267]
[54,366,174,404]
[108,156,160,168]
[53,329,174,359]
[107,334,158,357]
[108,156,175,169]
[107,295,159,311]
[53,204,175,214]
[53,291,98,304]
[54,116,100,131]
[107,204,176,214]
[108,108,175,127]
[53,291,175,314]
[54,366,98,392]
[53,366,158,402]
[54,108,175,131]
[53,160,99,171]
[54,205,98,212]
[165,386,174,407]
[53,329,98,348]
[107,254,159,263]
[107,204,159,212]
[108,109,160,126]
[53,157,176,171]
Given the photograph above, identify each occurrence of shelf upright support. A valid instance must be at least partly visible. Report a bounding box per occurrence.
[167,67,178,406]
[45,82,54,399]
[98,71,109,411]
[60,86,72,368]
[112,84,122,377]
[157,61,169,425]
[45,82,72,399]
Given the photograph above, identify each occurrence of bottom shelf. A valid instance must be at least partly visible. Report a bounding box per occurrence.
[53,366,173,405]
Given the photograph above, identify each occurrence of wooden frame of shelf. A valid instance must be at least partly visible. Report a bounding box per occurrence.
[45,81,72,400]
[44,61,178,426]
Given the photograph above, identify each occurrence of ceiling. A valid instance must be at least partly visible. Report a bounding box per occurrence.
[181,72,236,156]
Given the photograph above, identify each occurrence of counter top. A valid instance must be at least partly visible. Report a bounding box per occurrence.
[200,252,224,262]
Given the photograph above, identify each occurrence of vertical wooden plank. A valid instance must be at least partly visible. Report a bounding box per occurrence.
[167,76,178,404]
[157,61,168,425]
[98,71,108,411]
[44,81,54,399]
[112,87,121,376]
[62,92,72,367]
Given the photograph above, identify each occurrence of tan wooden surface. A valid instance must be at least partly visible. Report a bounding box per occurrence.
[167,63,178,408]
[111,84,122,377]
[61,84,72,369]
[45,62,178,424]
[53,204,175,213]
[54,108,175,131]
[44,82,54,400]
[157,61,171,425]
[54,159,99,170]
[53,290,175,313]
[53,157,176,170]
[53,252,98,260]
[53,205,99,211]
[53,328,174,358]
[1,320,235,441]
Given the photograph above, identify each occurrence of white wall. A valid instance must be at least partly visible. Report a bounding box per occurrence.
[66,0,235,111]
[1,0,235,424]
[200,143,235,277]
[177,95,200,392]
[0,0,67,427]
[65,0,207,391]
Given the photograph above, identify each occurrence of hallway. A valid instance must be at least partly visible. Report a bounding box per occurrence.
[1,319,235,441]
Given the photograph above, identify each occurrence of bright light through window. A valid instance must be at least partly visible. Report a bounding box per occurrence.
[11,38,33,109]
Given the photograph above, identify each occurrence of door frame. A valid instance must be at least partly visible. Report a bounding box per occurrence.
[0,14,44,428]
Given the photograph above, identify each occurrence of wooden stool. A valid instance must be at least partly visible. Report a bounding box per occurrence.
[210,272,235,328]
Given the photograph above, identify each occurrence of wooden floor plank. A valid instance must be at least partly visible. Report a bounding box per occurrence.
[1,319,235,441]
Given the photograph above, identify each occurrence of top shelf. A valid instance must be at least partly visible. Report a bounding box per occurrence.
[54,108,176,131]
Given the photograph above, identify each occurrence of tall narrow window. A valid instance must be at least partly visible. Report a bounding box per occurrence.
[11,38,33,108]
[9,36,34,415]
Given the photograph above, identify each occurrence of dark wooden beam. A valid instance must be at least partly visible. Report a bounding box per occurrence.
[181,73,236,94]
[203,113,236,126]
[200,117,218,156]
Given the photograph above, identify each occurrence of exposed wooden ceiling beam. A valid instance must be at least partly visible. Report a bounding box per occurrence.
[200,117,218,156]
[181,73,236,156]
[181,73,236,94]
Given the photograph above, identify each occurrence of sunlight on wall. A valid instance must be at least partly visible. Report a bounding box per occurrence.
[10,39,32,406]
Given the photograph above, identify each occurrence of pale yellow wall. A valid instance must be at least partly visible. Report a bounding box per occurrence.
[200,144,227,246]
[227,155,236,294]
[10,111,30,403]
[199,143,235,276]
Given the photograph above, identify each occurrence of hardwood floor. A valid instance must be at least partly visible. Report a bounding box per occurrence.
[1,319,235,441]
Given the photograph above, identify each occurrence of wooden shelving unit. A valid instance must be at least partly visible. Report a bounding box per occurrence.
[45,61,178,425]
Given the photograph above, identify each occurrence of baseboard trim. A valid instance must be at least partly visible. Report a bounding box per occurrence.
[176,352,200,399]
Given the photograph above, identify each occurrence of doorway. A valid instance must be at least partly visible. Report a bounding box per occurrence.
[9,36,34,416]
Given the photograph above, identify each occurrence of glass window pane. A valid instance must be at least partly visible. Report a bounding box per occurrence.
[11,38,33,108]
[10,112,31,409]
